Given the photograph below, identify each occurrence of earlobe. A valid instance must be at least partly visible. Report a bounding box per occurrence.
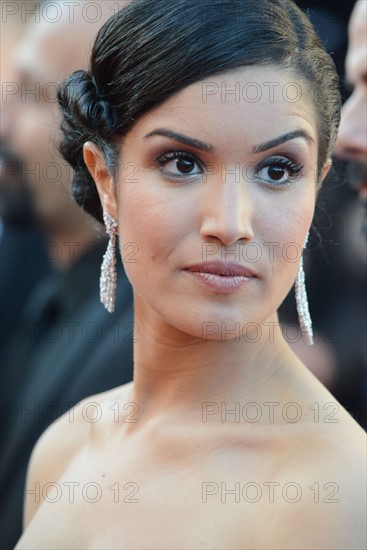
[83,141,108,188]
[83,141,118,218]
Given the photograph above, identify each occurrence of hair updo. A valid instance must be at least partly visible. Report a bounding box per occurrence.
[58,0,341,224]
[58,70,119,223]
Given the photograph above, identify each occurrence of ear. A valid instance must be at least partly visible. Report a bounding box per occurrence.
[83,141,118,220]
[316,159,332,191]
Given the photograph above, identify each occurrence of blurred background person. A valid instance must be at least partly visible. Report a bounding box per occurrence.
[0,2,51,354]
[333,0,367,426]
[0,2,133,548]
[279,0,366,430]
[334,0,367,204]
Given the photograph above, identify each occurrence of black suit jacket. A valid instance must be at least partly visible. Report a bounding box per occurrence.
[0,225,51,355]
[0,238,134,549]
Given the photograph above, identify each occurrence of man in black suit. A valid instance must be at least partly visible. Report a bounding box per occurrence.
[332,0,367,429]
[334,0,367,205]
[0,2,133,548]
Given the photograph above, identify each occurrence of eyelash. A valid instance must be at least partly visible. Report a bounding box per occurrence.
[155,150,304,186]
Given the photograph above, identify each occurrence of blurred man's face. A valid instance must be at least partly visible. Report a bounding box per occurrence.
[0,2,125,230]
[0,7,102,230]
[2,16,76,228]
[334,0,367,202]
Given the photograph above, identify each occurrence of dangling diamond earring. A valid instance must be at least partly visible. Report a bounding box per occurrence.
[295,231,314,345]
[100,210,118,313]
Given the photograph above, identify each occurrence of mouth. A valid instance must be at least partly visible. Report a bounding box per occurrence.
[185,261,257,277]
[184,261,257,293]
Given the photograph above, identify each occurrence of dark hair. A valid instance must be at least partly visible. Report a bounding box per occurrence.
[58,0,341,224]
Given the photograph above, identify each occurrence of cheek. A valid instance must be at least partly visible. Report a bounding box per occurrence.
[262,193,315,278]
[117,182,189,280]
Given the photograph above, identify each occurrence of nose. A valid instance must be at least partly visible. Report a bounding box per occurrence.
[200,168,255,246]
[334,89,367,160]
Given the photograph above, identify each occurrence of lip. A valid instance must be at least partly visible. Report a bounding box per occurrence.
[184,261,257,294]
[185,261,257,277]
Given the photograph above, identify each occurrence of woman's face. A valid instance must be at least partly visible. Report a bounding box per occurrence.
[107,66,327,338]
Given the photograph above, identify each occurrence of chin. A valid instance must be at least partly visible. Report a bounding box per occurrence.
[157,304,265,343]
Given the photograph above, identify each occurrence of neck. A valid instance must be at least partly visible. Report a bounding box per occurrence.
[129,294,300,425]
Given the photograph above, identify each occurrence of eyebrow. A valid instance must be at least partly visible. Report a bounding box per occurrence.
[252,130,315,154]
[144,128,315,155]
[144,128,214,153]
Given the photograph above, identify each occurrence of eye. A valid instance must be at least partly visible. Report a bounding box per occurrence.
[255,157,304,186]
[156,150,204,179]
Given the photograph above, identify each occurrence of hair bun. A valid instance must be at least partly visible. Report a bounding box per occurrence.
[58,69,118,138]
[58,69,120,225]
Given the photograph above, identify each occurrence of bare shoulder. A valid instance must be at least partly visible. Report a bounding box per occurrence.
[267,405,366,549]
[249,358,366,550]
[23,382,133,529]
[286,359,365,513]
